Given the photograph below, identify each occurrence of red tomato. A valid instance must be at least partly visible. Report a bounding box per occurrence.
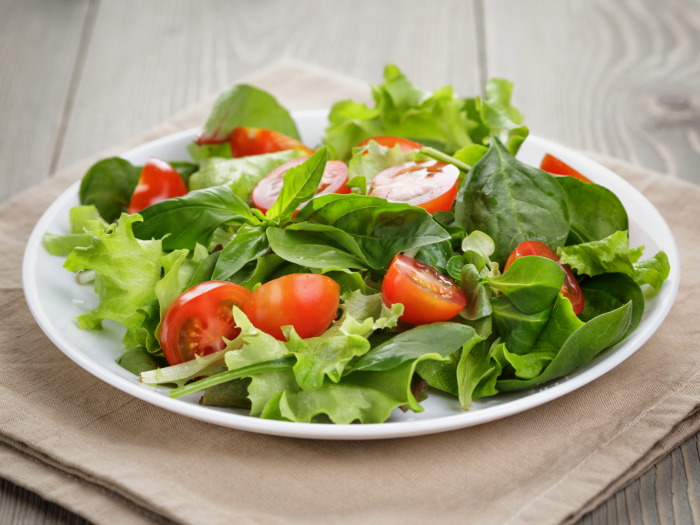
[357,136,423,153]
[230,127,315,158]
[504,241,585,315]
[382,254,466,325]
[369,160,459,214]
[540,154,591,183]
[242,274,340,341]
[251,156,351,215]
[160,281,252,366]
[127,157,188,214]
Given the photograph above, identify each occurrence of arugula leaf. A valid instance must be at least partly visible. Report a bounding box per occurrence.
[64,214,163,332]
[134,185,255,250]
[346,141,419,192]
[557,230,634,278]
[188,150,307,201]
[79,158,142,222]
[115,346,168,376]
[460,264,492,320]
[195,84,299,145]
[455,137,570,266]
[579,273,644,339]
[211,225,270,281]
[556,176,628,245]
[265,148,328,223]
[490,294,552,356]
[266,228,368,270]
[633,251,670,291]
[295,194,449,269]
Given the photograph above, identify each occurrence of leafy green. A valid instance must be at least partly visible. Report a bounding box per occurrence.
[457,334,497,410]
[531,295,585,353]
[42,233,94,256]
[187,142,232,163]
[490,294,552,356]
[557,231,634,278]
[188,251,221,287]
[415,240,452,275]
[122,299,161,355]
[455,137,570,266]
[134,185,255,250]
[115,346,168,376]
[460,264,492,320]
[578,273,644,339]
[499,347,556,380]
[633,251,670,291]
[476,78,529,154]
[195,84,299,145]
[79,158,142,222]
[211,225,270,281]
[188,150,307,201]
[266,228,368,270]
[414,354,460,395]
[323,100,383,161]
[169,161,199,186]
[346,141,419,192]
[64,213,163,331]
[69,205,105,233]
[141,350,229,387]
[556,176,628,245]
[200,377,252,409]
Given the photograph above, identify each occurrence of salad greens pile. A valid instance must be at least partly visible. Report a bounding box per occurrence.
[43,65,670,424]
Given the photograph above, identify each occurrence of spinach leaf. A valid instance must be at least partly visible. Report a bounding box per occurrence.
[497,301,633,392]
[556,176,628,245]
[447,255,468,283]
[415,354,460,396]
[455,137,570,266]
[169,161,199,186]
[211,225,270,281]
[486,256,564,314]
[499,348,556,380]
[79,157,142,222]
[266,228,368,270]
[634,251,670,291]
[265,148,328,223]
[195,84,299,145]
[294,194,449,269]
[460,264,492,320]
[490,294,552,355]
[415,240,452,275]
[200,377,252,409]
[579,273,644,339]
[115,346,168,376]
[134,185,255,250]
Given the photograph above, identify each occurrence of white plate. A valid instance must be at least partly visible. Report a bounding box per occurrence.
[22,111,680,440]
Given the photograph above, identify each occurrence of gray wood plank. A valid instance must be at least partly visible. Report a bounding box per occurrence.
[483,0,700,183]
[0,0,89,203]
[55,0,481,170]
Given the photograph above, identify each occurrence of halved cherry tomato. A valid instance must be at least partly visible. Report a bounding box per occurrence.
[382,254,466,325]
[540,154,591,183]
[251,156,350,215]
[504,241,585,315]
[160,281,252,366]
[242,274,340,341]
[230,127,315,158]
[357,136,423,154]
[127,157,188,214]
[370,160,459,214]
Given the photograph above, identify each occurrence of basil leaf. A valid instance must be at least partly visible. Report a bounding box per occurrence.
[196,84,299,145]
[455,137,570,266]
[266,227,368,270]
[579,273,644,340]
[490,294,552,355]
[295,194,449,269]
[79,157,142,222]
[134,186,255,250]
[212,225,270,281]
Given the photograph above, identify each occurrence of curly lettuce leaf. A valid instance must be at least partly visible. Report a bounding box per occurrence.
[323,100,383,161]
[64,213,163,331]
[43,205,108,256]
[557,230,634,278]
[140,350,228,387]
[346,140,419,193]
[475,78,529,155]
[633,251,670,291]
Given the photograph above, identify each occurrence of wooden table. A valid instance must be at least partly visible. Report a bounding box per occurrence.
[1,0,699,523]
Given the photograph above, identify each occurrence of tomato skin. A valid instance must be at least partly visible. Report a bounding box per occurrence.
[242,274,340,341]
[370,160,459,214]
[251,156,350,215]
[357,136,423,153]
[128,157,188,214]
[504,241,585,315]
[231,127,314,158]
[540,154,591,183]
[160,281,252,366]
[382,254,466,325]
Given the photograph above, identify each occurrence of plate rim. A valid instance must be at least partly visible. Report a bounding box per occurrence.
[22,113,681,440]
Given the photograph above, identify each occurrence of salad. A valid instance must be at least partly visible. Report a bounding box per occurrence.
[42,65,671,424]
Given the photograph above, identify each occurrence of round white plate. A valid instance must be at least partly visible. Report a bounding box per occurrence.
[23,110,680,440]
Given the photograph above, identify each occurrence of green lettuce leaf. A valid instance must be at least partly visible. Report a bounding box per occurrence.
[557,230,634,278]
[323,100,383,161]
[43,205,110,256]
[140,350,229,387]
[346,140,419,193]
[475,78,529,154]
[633,251,670,291]
[64,213,163,331]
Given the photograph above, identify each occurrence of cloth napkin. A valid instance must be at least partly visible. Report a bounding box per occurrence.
[1,60,698,525]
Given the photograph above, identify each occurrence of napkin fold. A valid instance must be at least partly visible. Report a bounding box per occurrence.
[1,60,698,525]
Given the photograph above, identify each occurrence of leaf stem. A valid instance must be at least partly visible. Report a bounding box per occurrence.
[169,357,296,399]
[420,147,472,172]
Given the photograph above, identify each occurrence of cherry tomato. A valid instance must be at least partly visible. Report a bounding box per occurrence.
[382,254,466,325]
[242,274,340,341]
[540,154,591,183]
[127,157,188,214]
[160,281,252,366]
[504,241,585,315]
[369,160,459,214]
[251,156,350,215]
[230,127,315,158]
[357,136,423,153]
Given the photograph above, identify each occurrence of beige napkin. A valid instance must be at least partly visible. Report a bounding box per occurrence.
[1,60,698,525]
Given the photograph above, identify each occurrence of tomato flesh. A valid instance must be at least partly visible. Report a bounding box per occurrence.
[504,241,585,315]
[370,160,459,214]
[128,157,188,214]
[251,156,350,215]
[540,154,591,183]
[160,281,252,366]
[382,254,466,325]
[357,136,423,153]
[231,127,314,158]
[242,274,340,341]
